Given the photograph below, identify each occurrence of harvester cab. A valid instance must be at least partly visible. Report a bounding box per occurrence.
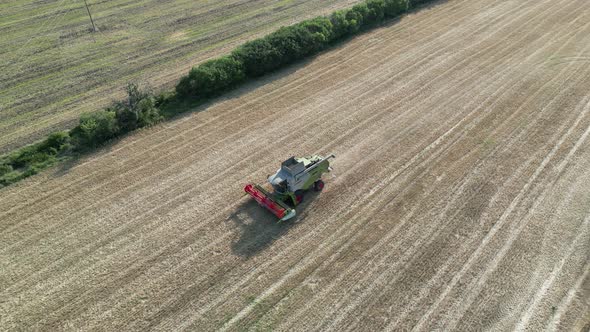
[244,154,335,221]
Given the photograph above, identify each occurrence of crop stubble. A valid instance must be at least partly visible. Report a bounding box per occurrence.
[1,0,589,330]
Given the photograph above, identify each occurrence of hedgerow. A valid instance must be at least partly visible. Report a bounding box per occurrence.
[114,83,162,132]
[70,110,119,149]
[385,0,410,17]
[1,0,437,188]
[0,84,162,187]
[409,0,435,7]
[0,131,71,186]
[66,83,162,150]
[177,56,246,97]
[183,0,411,85]
[329,10,351,39]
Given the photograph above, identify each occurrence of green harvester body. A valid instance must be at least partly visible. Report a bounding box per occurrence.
[244,154,335,221]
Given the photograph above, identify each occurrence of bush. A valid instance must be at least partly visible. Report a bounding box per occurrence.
[409,0,434,8]
[176,75,192,96]
[0,164,12,177]
[232,38,283,77]
[0,130,69,185]
[330,10,352,39]
[384,0,409,17]
[72,110,119,149]
[136,98,162,127]
[298,17,334,45]
[266,26,306,64]
[345,9,363,33]
[366,0,386,23]
[266,24,328,64]
[178,56,246,97]
[351,3,371,25]
[0,170,23,187]
[155,91,174,108]
[114,105,139,133]
[6,144,53,169]
[39,131,71,153]
[232,18,333,78]
[114,83,162,132]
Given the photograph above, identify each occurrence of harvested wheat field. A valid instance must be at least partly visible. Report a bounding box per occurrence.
[1,0,590,330]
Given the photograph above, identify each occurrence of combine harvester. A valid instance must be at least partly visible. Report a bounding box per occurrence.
[244,154,335,221]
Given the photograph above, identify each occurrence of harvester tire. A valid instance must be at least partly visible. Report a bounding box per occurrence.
[295,190,304,205]
[314,180,325,192]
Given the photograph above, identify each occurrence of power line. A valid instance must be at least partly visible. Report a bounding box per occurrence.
[83,0,98,32]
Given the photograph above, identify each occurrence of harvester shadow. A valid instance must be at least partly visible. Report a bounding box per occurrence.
[228,191,320,258]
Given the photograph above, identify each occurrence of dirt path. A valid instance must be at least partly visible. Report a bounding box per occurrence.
[1,0,589,330]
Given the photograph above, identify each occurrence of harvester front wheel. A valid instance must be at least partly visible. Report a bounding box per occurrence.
[313,180,325,192]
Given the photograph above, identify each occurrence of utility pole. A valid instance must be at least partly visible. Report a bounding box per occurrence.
[83,0,98,32]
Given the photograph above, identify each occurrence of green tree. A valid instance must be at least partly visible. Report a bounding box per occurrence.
[384,0,409,17]
[115,83,162,132]
[330,10,352,39]
[72,110,119,148]
[185,56,246,97]
[232,38,283,77]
